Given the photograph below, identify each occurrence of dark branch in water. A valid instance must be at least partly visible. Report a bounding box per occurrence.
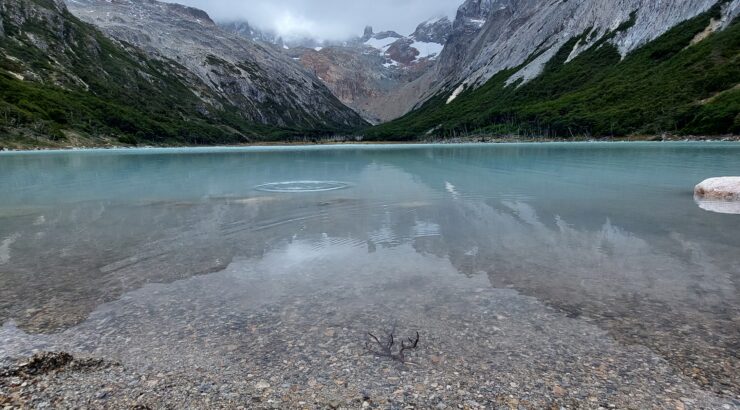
[365,329,420,363]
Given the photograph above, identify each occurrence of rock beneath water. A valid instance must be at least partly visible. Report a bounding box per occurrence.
[694,177,740,214]
[0,352,116,379]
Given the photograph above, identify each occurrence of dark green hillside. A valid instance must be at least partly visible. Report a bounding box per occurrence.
[366,5,739,140]
[0,0,353,148]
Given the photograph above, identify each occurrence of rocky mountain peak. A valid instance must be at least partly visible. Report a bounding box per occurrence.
[455,0,495,24]
[373,30,403,40]
[453,0,505,34]
[411,17,453,43]
[362,25,374,41]
[164,3,215,26]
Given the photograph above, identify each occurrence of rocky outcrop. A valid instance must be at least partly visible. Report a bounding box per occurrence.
[362,26,374,41]
[166,3,215,26]
[412,17,453,43]
[65,0,365,130]
[425,0,738,103]
[374,30,403,40]
[385,38,419,65]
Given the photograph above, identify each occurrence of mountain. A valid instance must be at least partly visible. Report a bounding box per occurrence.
[362,19,450,67]
[0,0,365,149]
[2,0,736,146]
[367,0,740,139]
[64,0,365,130]
[295,19,451,123]
[0,0,236,147]
[222,18,452,123]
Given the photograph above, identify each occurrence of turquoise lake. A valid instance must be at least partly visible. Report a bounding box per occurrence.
[0,142,738,403]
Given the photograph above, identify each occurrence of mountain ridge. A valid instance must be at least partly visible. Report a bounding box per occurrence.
[221,17,453,123]
[429,0,739,104]
[366,0,739,139]
[65,0,365,130]
[0,0,366,148]
[0,0,737,148]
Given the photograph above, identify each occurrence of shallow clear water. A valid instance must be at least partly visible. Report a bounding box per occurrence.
[0,142,739,400]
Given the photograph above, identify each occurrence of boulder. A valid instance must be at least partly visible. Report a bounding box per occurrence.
[694,177,740,215]
[694,177,740,200]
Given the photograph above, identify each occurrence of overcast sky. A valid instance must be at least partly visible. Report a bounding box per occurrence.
[169,0,461,40]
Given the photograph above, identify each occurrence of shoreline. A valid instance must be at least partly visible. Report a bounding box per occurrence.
[1,134,739,153]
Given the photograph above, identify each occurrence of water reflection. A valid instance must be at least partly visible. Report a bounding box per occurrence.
[695,197,740,215]
[0,143,739,395]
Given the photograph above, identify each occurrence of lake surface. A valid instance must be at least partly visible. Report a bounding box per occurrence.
[0,143,738,407]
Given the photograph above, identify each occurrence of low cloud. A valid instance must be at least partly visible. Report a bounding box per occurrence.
[168,0,461,40]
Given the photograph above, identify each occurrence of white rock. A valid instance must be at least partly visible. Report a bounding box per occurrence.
[694,177,740,215]
[694,177,740,200]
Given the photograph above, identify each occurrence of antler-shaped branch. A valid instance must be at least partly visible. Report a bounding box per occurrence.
[398,332,420,362]
[365,329,420,363]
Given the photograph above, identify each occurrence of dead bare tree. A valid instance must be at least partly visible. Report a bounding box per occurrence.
[365,328,420,363]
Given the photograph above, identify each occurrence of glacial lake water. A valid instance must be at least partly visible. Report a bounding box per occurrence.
[0,142,738,406]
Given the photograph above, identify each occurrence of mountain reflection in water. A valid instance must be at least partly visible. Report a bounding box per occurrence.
[0,143,738,395]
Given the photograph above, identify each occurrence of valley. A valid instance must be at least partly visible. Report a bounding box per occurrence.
[0,0,737,146]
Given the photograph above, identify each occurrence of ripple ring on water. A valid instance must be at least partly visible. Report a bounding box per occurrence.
[255,181,352,193]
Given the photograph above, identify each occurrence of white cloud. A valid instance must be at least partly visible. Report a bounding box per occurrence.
[166,0,461,40]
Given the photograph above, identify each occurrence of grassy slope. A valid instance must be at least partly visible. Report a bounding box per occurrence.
[0,0,357,147]
[366,4,739,140]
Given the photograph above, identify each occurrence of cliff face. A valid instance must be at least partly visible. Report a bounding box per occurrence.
[411,17,453,43]
[0,0,245,146]
[64,0,366,130]
[430,0,739,101]
[368,0,739,139]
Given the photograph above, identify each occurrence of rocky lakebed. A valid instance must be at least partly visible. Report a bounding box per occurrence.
[1,143,739,409]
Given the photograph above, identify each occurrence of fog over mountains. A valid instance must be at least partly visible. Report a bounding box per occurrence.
[165,0,461,40]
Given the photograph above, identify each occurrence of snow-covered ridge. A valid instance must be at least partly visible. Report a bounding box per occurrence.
[362,16,451,66]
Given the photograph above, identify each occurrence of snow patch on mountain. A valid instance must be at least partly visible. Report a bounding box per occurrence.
[364,36,397,52]
[360,17,450,66]
[411,41,444,59]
